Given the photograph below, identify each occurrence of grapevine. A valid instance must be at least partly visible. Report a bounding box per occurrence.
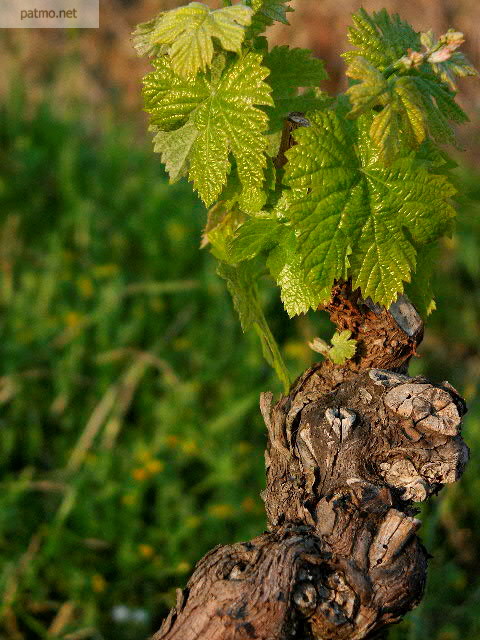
[133,4,477,639]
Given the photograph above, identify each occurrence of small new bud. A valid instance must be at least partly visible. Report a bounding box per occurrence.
[428,30,465,64]
[428,47,455,64]
[420,30,435,49]
[439,29,465,49]
[399,49,424,70]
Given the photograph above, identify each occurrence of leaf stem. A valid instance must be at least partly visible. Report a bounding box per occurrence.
[253,317,291,394]
[383,64,398,79]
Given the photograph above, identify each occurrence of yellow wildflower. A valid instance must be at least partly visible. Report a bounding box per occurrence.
[132,467,148,482]
[146,459,164,474]
[135,449,152,463]
[208,504,234,519]
[138,544,155,558]
[77,276,94,298]
[92,574,106,593]
[165,435,179,447]
[65,311,83,329]
[181,440,198,455]
[241,497,256,513]
[176,561,191,574]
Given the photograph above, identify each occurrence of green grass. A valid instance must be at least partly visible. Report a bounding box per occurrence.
[0,85,479,640]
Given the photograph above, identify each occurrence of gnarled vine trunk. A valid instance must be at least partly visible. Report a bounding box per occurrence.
[151,282,468,640]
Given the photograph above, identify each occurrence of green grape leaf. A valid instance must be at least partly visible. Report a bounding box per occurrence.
[267,234,331,317]
[411,75,469,147]
[217,260,258,330]
[418,77,469,124]
[347,58,470,162]
[283,110,456,307]
[211,158,277,215]
[201,202,244,262]
[189,53,273,206]
[229,218,284,263]
[368,76,427,162]
[133,2,252,78]
[346,57,388,118]
[346,62,430,161]
[414,140,458,176]
[143,53,273,206]
[246,0,293,38]
[344,22,472,157]
[282,112,354,298]
[404,242,437,318]
[132,16,166,58]
[264,46,329,131]
[151,121,199,182]
[217,261,290,391]
[343,8,420,70]
[230,214,330,316]
[329,330,357,364]
[309,330,357,364]
[143,58,210,131]
[429,51,478,91]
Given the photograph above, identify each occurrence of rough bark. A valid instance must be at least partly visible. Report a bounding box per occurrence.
[151,284,468,640]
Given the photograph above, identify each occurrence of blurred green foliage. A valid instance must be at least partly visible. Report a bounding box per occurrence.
[0,85,478,640]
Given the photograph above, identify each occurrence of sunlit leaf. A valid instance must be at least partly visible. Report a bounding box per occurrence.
[143,53,273,206]
[343,8,420,70]
[134,2,253,78]
[283,110,456,307]
[328,330,357,364]
[246,0,293,38]
[264,45,329,131]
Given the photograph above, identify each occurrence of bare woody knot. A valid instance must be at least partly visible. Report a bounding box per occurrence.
[384,383,463,436]
[293,582,318,615]
[325,407,357,442]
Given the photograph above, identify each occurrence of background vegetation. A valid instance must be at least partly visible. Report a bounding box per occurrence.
[1,1,479,639]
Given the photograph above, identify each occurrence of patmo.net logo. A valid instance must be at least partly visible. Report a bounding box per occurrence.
[20,7,78,20]
[1,0,98,27]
